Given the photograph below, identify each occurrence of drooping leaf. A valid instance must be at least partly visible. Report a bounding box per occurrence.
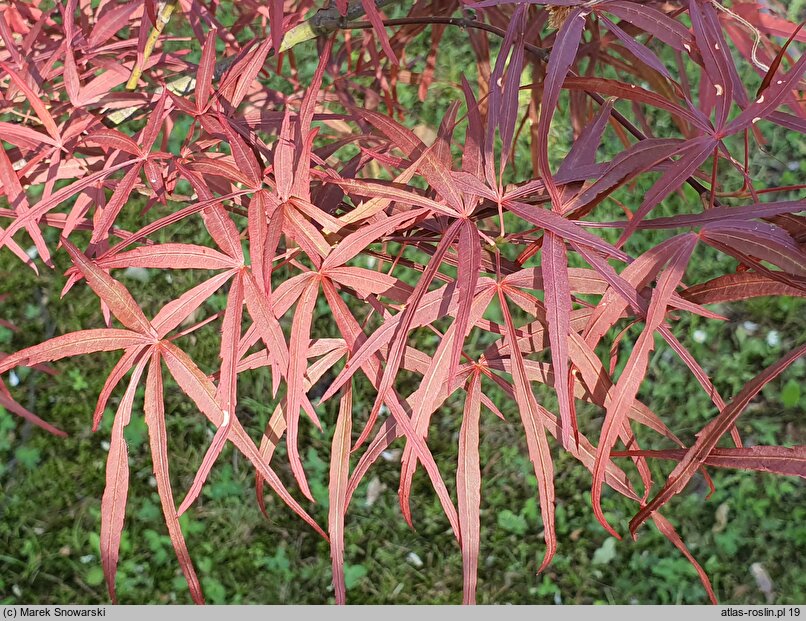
[630,343,806,534]
[591,234,697,537]
[100,356,149,602]
[285,276,320,500]
[144,353,204,604]
[498,286,556,573]
[328,383,353,605]
[457,369,482,605]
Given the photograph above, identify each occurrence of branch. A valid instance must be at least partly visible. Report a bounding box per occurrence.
[107,0,402,124]
[342,15,717,202]
[106,6,720,205]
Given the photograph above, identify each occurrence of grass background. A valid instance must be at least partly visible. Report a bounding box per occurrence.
[1,2,805,605]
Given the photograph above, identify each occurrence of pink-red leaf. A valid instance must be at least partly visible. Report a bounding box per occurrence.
[97,244,239,271]
[329,383,353,605]
[498,288,556,573]
[100,355,148,602]
[144,353,204,604]
[614,446,806,479]
[285,277,321,500]
[195,28,217,111]
[682,273,806,305]
[160,341,327,539]
[62,239,156,337]
[592,234,697,538]
[630,343,806,534]
[0,330,151,373]
[541,231,575,448]
[457,369,482,605]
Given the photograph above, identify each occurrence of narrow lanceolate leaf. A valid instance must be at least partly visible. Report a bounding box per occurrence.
[101,356,149,603]
[87,0,141,47]
[583,235,683,347]
[0,146,52,267]
[160,342,327,539]
[62,239,156,338]
[592,234,697,538]
[275,112,294,201]
[195,28,217,111]
[351,108,464,212]
[0,330,152,373]
[255,405,287,518]
[285,277,320,501]
[536,5,585,204]
[177,410,234,515]
[448,220,481,383]
[179,167,247,262]
[630,343,806,534]
[497,13,524,176]
[689,0,735,129]
[0,60,60,140]
[651,513,717,605]
[178,274,245,515]
[326,267,399,297]
[96,244,240,271]
[293,38,333,200]
[216,113,262,188]
[460,75,485,182]
[242,270,289,394]
[560,140,685,218]
[618,201,806,231]
[364,220,462,449]
[682,273,806,305]
[323,208,427,269]
[0,157,133,251]
[700,221,806,278]
[93,345,149,431]
[284,205,330,266]
[0,220,38,272]
[616,138,716,246]
[572,244,729,411]
[228,39,274,109]
[153,271,236,338]
[326,177,456,216]
[320,280,471,402]
[321,279,461,540]
[477,359,640,503]
[457,369,482,605]
[329,384,353,606]
[215,273,244,418]
[484,4,523,185]
[613,446,806,479]
[0,122,56,149]
[505,201,631,262]
[361,0,398,64]
[248,191,270,289]
[268,0,284,53]
[144,353,204,604]
[542,231,574,449]
[85,128,142,157]
[757,20,805,98]
[498,288,556,573]
[0,381,67,437]
[91,164,144,244]
[725,49,806,135]
[398,286,496,525]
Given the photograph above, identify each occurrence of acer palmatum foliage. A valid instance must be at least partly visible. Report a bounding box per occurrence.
[1,0,805,604]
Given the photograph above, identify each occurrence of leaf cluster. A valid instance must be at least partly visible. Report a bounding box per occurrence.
[1,0,804,604]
